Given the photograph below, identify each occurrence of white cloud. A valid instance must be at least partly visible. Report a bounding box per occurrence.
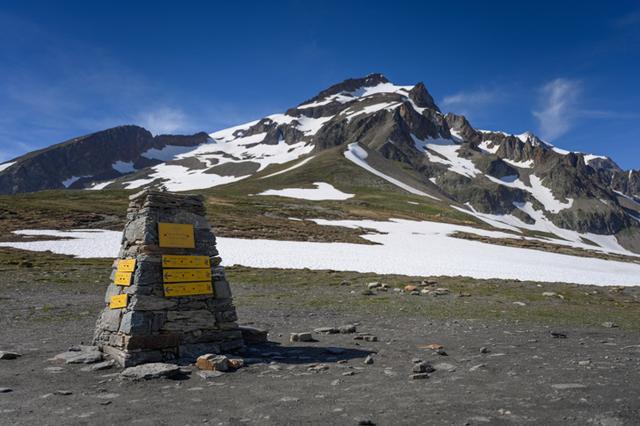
[136,107,190,135]
[533,78,581,141]
[442,89,500,109]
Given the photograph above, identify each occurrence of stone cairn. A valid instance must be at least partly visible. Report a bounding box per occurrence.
[93,189,244,367]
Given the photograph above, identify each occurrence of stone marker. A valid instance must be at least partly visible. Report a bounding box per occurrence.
[93,190,244,367]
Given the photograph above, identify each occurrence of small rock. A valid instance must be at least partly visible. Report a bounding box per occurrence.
[196,354,230,372]
[469,364,486,372]
[550,331,567,339]
[357,419,375,425]
[512,301,526,306]
[314,327,338,334]
[420,343,444,350]
[432,288,450,296]
[0,351,21,360]
[342,371,356,376]
[410,290,421,296]
[436,349,448,356]
[307,364,329,372]
[542,291,558,297]
[196,370,225,380]
[434,362,456,372]
[578,360,591,366]
[120,363,181,380]
[339,324,357,334]
[404,285,418,292]
[228,358,245,370]
[420,289,430,295]
[551,383,587,390]
[412,362,435,374]
[361,290,375,296]
[279,396,299,402]
[410,373,429,380]
[363,355,374,365]
[81,360,115,372]
[290,332,315,342]
[339,280,351,286]
[479,347,490,354]
[54,390,73,396]
[367,282,381,290]
[458,292,471,297]
[0,387,12,393]
[602,321,618,328]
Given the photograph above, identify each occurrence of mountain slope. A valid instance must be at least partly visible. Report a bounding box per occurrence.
[1,73,639,253]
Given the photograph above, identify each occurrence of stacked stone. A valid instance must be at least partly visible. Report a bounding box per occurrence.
[93,189,244,367]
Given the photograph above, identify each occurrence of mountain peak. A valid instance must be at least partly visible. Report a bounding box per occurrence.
[408,82,439,111]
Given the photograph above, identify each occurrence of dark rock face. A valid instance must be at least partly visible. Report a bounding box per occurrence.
[0,126,210,194]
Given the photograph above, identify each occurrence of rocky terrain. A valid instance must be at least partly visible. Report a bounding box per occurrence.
[1,73,639,254]
[1,248,640,425]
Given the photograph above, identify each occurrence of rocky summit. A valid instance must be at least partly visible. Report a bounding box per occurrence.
[1,73,639,253]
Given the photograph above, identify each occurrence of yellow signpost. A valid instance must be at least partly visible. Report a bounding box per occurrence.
[162,255,210,269]
[116,259,136,272]
[163,282,213,297]
[163,268,211,283]
[109,294,128,309]
[114,271,132,286]
[158,223,195,248]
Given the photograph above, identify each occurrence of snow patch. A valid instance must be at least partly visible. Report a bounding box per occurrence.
[260,156,315,179]
[62,176,89,188]
[258,182,354,201]
[112,161,135,174]
[344,143,439,200]
[5,221,638,286]
[0,161,15,172]
[413,135,480,178]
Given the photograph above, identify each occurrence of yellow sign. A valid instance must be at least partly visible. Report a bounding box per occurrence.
[162,255,210,269]
[158,223,195,248]
[163,268,211,283]
[117,259,136,273]
[164,282,213,297]
[114,271,132,286]
[109,294,128,309]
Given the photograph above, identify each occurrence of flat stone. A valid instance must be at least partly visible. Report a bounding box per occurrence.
[367,282,381,289]
[0,387,12,393]
[469,364,486,372]
[338,324,357,334]
[551,383,587,390]
[0,351,21,360]
[53,349,103,365]
[120,363,181,380]
[434,362,457,372]
[364,355,374,365]
[197,370,225,380]
[81,360,116,372]
[602,321,618,328]
[290,332,314,342]
[314,327,339,334]
[410,373,430,380]
[54,390,73,396]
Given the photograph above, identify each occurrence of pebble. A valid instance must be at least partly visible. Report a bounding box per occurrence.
[513,301,526,306]
[602,321,618,328]
[53,346,103,364]
[290,332,314,342]
[363,355,374,365]
[357,418,375,425]
[551,383,587,390]
[0,351,21,360]
[339,324,357,334]
[410,373,430,380]
[469,364,486,372]
[54,390,73,396]
[413,362,435,374]
[479,347,490,354]
[0,388,12,393]
[578,360,591,366]
[342,371,356,376]
[434,362,457,372]
[550,331,567,339]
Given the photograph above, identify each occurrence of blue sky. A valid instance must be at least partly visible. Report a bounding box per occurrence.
[1,1,639,168]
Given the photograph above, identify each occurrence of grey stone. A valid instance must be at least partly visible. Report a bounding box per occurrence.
[53,348,103,364]
[434,362,457,372]
[0,387,12,393]
[469,364,486,372]
[364,355,374,365]
[479,346,490,354]
[54,390,73,395]
[81,360,116,372]
[410,373,430,380]
[290,332,314,342]
[96,309,122,332]
[602,321,618,328]
[197,370,225,380]
[129,295,177,311]
[213,279,232,299]
[551,383,587,390]
[412,362,435,374]
[0,351,21,360]
[196,354,230,372]
[119,311,153,335]
[314,327,339,334]
[120,363,181,380]
[338,324,357,334]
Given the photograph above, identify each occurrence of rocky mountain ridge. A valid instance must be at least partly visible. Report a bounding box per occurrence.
[1,73,639,252]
